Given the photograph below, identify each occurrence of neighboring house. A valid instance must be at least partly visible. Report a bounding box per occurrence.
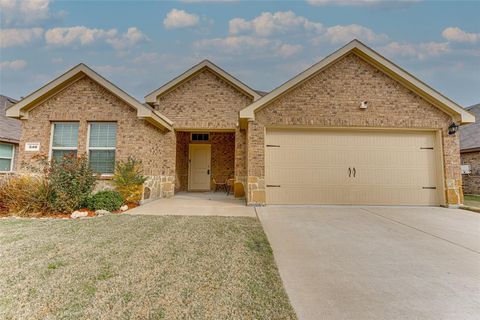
[6,40,475,207]
[0,95,20,173]
[460,104,480,195]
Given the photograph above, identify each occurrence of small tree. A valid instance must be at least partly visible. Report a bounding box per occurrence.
[112,157,147,203]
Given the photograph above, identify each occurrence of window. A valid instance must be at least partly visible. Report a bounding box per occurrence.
[191,133,209,141]
[0,143,14,172]
[88,122,117,174]
[51,122,79,161]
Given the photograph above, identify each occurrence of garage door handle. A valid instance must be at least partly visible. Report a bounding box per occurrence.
[348,167,351,177]
[353,167,356,178]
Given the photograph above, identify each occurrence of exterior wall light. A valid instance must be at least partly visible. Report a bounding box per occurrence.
[448,122,459,135]
[360,101,368,109]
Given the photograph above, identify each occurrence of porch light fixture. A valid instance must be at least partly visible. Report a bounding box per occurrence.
[360,101,368,109]
[448,122,459,135]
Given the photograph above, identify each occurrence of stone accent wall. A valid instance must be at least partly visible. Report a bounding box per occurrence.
[175,131,235,192]
[156,68,253,129]
[234,127,247,197]
[246,53,462,206]
[18,76,176,201]
[461,151,480,195]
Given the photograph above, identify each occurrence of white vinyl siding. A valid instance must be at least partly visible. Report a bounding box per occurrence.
[51,122,79,161]
[0,143,14,172]
[88,122,117,174]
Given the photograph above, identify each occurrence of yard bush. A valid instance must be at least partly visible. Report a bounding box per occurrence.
[85,190,124,211]
[48,154,97,213]
[0,175,52,216]
[113,157,147,203]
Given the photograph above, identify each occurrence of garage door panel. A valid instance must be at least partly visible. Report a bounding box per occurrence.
[265,129,439,205]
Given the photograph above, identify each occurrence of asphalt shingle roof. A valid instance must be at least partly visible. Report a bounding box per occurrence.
[460,104,480,151]
[0,95,21,144]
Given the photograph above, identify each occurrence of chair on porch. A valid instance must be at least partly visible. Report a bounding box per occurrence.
[212,178,227,193]
[226,178,235,195]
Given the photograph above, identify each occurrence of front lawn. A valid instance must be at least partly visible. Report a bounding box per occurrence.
[464,194,480,209]
[0,215,296,320]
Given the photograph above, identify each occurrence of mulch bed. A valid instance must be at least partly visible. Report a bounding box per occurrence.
[0,203,139,219]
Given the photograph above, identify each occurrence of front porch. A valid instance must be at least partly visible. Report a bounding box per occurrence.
[174,130,246,197]
[130,191,255,216]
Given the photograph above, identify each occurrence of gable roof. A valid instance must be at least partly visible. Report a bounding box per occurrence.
[6,64,173,131]
[0,95,21,144]
[239,39,475,125]
[145,59,262,103]
[460,104,480,152]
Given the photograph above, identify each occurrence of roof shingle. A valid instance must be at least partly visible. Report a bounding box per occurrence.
[0,95,21,144]
[460,104,480,152]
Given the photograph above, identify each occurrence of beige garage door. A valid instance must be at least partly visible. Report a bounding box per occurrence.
[265,129,440,205]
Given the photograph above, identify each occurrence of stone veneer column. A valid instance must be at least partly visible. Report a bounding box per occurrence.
[246,119,266,205]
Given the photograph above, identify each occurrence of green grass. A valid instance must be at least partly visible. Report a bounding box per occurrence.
[0,215,296,320]
[464,194,480,209]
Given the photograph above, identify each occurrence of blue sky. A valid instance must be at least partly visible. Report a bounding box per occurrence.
[1,0,479,106]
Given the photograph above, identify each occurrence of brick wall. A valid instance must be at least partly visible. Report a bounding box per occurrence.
[156,68,253,129]
[461,151,480,195]
[19,76,176,200]
[247,53,462,206]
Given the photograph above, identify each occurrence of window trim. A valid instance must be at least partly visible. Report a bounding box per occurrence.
[87,122,117,176]
[49,122,79,161]
[0,142,15,172]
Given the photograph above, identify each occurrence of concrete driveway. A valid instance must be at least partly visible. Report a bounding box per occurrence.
[258,206,480,320]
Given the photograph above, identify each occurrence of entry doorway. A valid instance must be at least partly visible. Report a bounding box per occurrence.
[188,144,211,191]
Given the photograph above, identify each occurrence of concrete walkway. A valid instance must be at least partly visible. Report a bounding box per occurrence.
[128,192,255,217]
[258,206,480,320]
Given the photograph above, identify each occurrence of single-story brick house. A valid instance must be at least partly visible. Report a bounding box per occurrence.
[460,104,480,195]
[0,95,20,174]
[6,40,475,207]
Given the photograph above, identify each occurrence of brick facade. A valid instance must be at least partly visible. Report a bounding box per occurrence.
[18,76,176,200]
[246,53,462,206]
[153,68,252,195]
[461,151,480,195]
[156,69,253,129]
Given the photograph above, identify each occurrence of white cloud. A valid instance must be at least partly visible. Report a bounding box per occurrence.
[106,27,149,50]
[0,27,43,48]
[45,26,117,46]
[229,11,323,36]
[44,26,148,50]
[0,0,51,25]
[194,35,302,58]
[0,59,27,70]
[380,41,450,60]
[278,44,303,57]
[318,24,388,44]
[442,27,480,44]
[307,0,419,7]
[163,9,200,29]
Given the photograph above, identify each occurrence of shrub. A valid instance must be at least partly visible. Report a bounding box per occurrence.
[85,190,124,211]
[48,154,97,213]
[112,157,147,203]
[0,175,52,216]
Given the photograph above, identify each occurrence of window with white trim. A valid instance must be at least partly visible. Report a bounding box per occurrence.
[88,122,117,174]
[51,122,79,161]
[0,143,14,172]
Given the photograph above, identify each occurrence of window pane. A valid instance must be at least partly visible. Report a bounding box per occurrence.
[52,150,77,162]
[89,123,117,148]
[0,143,13,158]
[0,159,11,171]
[52,123,79,148]
[89,150,115,174]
